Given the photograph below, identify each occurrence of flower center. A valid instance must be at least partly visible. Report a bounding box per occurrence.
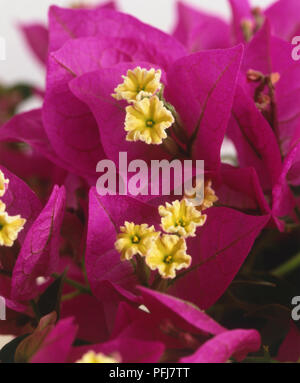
[132,235,140,244]
[175,218,186,227]
[0,224,3,231]
[163,254,173,264]
[146,119,155,128]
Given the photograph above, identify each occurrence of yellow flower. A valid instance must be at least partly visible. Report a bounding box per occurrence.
[185,180,218,211]
[198,180,218,211]
[0,202,26,247]
[125,96,174,145]
[76,351,118,363]
[115,221,160,261]
[0,170,9,198]
[145,235,191,279]
[112,67,162,102]
[159,199,206,238]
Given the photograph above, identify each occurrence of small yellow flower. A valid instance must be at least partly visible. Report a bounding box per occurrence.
[0,203,26,247]
[0,170,9,198]
[185,180,218,211]
[76,351,118,363]
[159,199,206,238]
[115,221,160,261]
[112,67,162,102]
[125,96,174,145]
[145,235,191,279]
[198,180,218,211]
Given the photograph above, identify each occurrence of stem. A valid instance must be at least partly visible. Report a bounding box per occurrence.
[61,290,82,302]
[266,76,280,144]
[151,274,162,290]
[271,252,300,277]
[135,255,150,287]
[164,102,188,145]
[159,86,189,154]
[162,136,184,158]
[30,300,41,321]
[151,274,168,292]
[51,273,91,295]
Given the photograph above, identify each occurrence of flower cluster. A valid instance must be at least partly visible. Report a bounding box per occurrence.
[115,197,209,280]
[113,67,175,145]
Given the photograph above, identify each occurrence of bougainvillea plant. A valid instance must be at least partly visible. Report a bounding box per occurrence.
[0,0,299,364]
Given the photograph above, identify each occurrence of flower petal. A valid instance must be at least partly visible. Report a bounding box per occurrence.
[11,186,66,301]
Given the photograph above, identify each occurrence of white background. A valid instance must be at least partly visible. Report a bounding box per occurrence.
[0,0,275,348]
[1,0,275,86]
